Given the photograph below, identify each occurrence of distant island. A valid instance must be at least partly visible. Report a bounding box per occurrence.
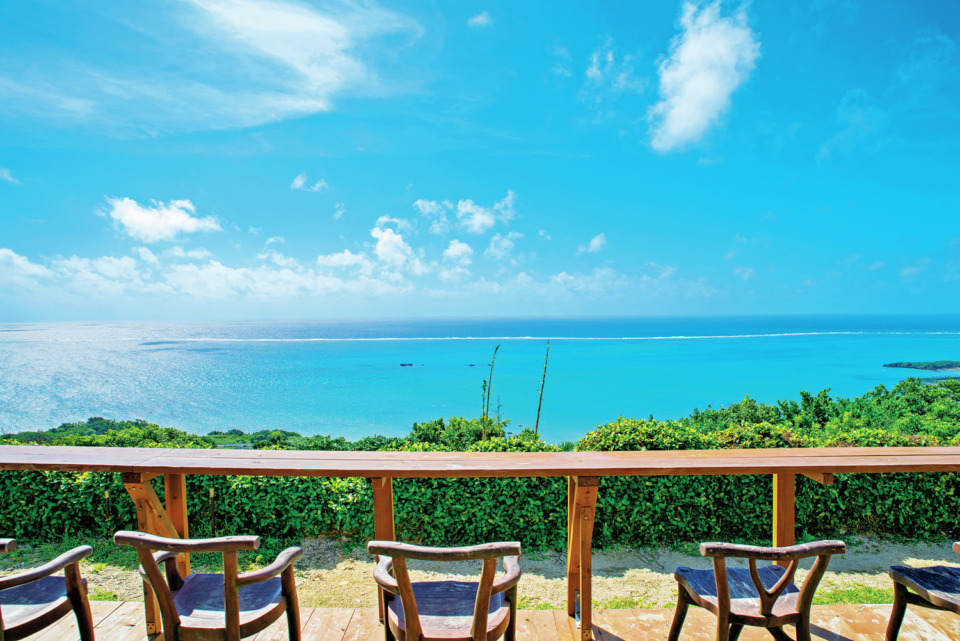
[884,361,960,371]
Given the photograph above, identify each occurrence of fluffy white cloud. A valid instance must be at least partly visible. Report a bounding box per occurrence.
[0,0,421,133]
[468,11,492,28]
[371,225,414,268]
[414,192,515,235]
[485,231,523,261]
[136,247,160,266]
[0,168,20,185]
[101,197,222,243]
[165,246,213,260]
[414,199,452,234]
[457,200,496,234]
[443,240,474,265]
[0,248,54,288]
[257,251,299,268]
[578,233,607,254]
[316,249,374,275]
[291,172,328,192]
[649,1,760,152]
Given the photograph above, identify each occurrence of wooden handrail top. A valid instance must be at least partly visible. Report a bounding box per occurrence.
[367,540,521,560]
[700,540,846,560]
[3,445,960,478]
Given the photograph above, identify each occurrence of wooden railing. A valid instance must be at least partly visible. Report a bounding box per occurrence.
[4,445,960,640]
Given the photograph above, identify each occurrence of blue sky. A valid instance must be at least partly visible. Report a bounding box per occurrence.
[1,0,958,321]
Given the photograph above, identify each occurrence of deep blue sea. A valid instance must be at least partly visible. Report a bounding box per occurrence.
[1,315,959,442]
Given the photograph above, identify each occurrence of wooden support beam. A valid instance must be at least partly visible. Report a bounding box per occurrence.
[371,477,395,623]
[164,473,190,577]
[122,472,179,540]
[773,473,795,567]
[801,471,834,485]
[567,476,599,641]
[123,473,163,636]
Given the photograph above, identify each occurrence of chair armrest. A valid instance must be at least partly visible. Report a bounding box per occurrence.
[700,540,846,561]
[114,530,260,553]
[0,539,16,553]
[373,556,400,594]
[492,555,521,594]
[367,540,521,561]
[953,542,960,556]
[0,545,93,590]
[237,547,304,587]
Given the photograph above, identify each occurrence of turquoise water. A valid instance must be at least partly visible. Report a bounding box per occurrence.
[1,316,958,442]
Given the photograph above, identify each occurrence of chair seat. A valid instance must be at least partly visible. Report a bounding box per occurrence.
[890,565,960,613]
[172,573,286,630]
[676,564,800,624]
[0,576,74,630]
[387,581,509,641]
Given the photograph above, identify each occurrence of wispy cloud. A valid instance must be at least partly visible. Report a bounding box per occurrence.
[485,231,523,261]
[649,1,760,152]
[577,233,607,255]
[291,172,328,192]
[468,11,492,28]
[414,191,516,235]
[0,168,21,185]
[0,0,421,134]
[551,47,573,78]
[333,203,346,220]
[818,89,887,159]
[100,197,222,243]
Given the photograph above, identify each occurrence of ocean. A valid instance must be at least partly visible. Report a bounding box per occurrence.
[1,315,958,442]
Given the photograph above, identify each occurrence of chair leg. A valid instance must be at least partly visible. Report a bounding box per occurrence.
[728,624,743,641]
[505,585,518,641]
[794,616,812,641]
[65,566,95,641]
[886,582,908,641]
[667,585,691,641]
[768,627,792,641]
[282,565,302,641]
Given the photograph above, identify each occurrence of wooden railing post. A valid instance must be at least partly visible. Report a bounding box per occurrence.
[122,472,163,636]
[164,473,190,577]
[567,476,599,641]
[371,477,395,623]
[773,473,795,567]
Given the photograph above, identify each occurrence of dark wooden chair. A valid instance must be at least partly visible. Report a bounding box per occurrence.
[887,541,960,640]
[367,540,521,641]
[0,537,95,640]
[114,531,303,641]
[668,540,846,641]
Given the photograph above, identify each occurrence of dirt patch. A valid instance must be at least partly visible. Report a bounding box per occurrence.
[4,536,958,608]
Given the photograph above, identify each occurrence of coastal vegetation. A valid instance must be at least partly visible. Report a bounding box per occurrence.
[1,378,959,550]
[883,360,960,371]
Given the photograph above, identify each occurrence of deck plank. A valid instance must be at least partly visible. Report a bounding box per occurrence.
[10,602,960,641]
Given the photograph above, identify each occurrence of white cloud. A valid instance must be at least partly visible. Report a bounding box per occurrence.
[375,215,413,232]
[316,249,374,275]
[582,37,644,103]
[333,202,345,220]
[136,247,160,266]
[101,197,222,243]
[265,237,285,246]
[0,248,55,288]
[649,1,760,152]
[733,266,755,280]
[371,225,414,268]
[456,200,496,234]
[165,246,213,260]
[0,0,421,133]
[0,168,21,185]
[578,233,607,255]
[443,240,474,265]
[414,199,452,234]
[539,229,552,241]
[291,172,328,192]
[257,251,299,268]
[468,11,492,28]
[485,232,523,261]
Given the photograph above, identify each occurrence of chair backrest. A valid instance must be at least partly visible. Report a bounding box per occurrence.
[367,541,521,641]
[700,540,846,617]
[114,531,261,636]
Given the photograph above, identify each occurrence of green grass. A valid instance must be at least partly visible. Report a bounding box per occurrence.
[813,584,895,605]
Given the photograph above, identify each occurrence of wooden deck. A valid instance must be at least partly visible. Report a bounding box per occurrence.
[17,601,960,641]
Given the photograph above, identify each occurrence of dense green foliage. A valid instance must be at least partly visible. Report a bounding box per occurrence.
[2,379,960,549]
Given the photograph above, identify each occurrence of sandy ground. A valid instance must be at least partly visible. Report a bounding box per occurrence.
[4,536,959,609]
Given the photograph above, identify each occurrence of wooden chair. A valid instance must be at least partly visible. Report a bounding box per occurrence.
[114,531,302,641]
[0,537,95,640]
[367,540,521,641]
[886,541,960,640]
[668,540,846,641]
